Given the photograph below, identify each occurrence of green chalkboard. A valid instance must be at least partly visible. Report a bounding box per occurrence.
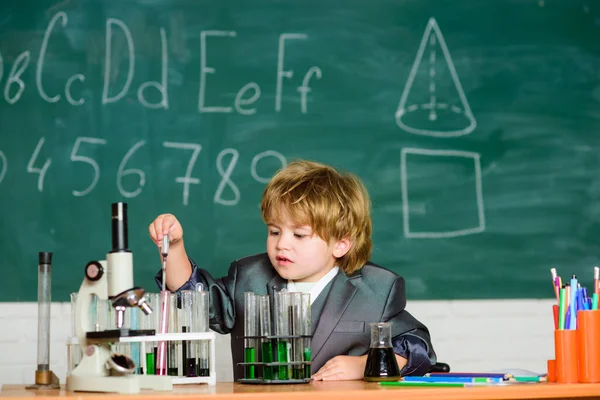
[1,0,599,301]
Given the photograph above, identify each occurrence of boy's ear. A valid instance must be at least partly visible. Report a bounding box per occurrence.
[333,237,352,258]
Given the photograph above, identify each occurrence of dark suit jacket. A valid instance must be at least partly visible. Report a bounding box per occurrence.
[157,253,436,380]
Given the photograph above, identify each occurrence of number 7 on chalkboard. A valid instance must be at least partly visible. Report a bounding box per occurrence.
[162,142,202,206]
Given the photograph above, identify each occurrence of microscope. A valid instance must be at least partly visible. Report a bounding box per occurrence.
[66,202,172,393]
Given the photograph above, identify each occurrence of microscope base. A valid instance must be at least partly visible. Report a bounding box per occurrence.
[66,375,172,394]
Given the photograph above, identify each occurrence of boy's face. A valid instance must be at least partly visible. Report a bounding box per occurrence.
[266,211,350,282]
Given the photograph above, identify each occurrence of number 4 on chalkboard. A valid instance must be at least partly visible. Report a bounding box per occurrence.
[27,137,51,192]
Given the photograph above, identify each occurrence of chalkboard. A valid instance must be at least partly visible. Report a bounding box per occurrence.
[1,0,599,301]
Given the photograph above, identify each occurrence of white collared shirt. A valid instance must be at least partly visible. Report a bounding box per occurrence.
[286,266,339,305]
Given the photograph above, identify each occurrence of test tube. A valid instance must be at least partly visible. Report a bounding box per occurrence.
[274,290,291,380]
[156,291,170,375]
[36,252,52,373]
[168,293,178,376]
[142,293,159,375]
[195,290,210,377]
[244,292,258,379]
[290,292,303,379]
[66,336,81,375]
[95,298,113,332]
[129,307,142,374]
[301,293,311,378]
[180,290,196,377]
[258,295,273,380]
[70,293,77,337]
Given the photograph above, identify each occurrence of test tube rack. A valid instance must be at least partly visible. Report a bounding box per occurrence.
[237,334,312,384]
[68,331,216,386]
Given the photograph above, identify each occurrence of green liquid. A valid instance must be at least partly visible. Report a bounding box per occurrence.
[262,341,273,380]
[293,367,304,379]
[244,347,256,379]
[304,348,311,378]
[277,340,289,380]
[146,353,155,375]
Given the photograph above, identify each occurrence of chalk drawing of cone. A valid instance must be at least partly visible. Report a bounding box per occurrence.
[395,18,476,138]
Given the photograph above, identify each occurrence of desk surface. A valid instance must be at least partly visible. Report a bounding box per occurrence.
[2,382,600,400]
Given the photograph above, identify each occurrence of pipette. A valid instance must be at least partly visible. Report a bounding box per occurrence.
[157,235,170,375]
[161,235,169,292]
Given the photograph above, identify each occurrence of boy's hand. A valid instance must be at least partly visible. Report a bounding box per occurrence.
[149,214,183,246]
[311,355,368,381]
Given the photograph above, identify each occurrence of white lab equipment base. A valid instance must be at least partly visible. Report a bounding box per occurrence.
[67,331,216,389]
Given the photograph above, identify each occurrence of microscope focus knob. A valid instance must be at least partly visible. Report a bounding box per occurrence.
[85,261,104,282]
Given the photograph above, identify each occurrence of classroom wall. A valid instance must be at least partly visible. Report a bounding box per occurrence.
[0,299,554,386]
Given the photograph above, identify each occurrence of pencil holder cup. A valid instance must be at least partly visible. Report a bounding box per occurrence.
[577,310,600,383]
[547,359,556,383]
[554,329,578,383]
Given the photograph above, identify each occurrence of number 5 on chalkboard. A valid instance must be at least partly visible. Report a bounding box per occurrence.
[70,137,107,197]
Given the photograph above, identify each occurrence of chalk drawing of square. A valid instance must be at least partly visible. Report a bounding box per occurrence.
[401,147,485,238]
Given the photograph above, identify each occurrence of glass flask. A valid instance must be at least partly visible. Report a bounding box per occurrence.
[364,322,401,382]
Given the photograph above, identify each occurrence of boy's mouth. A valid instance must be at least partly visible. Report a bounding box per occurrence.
[276,256,292,263]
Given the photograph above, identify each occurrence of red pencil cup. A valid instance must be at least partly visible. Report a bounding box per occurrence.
[554,329,579,383]
[577,310,600,383]
[547,359,556,382]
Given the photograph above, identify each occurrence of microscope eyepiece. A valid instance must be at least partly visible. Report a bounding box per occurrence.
[111,202,129,252]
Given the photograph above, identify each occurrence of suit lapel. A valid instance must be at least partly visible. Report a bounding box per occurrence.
[310,271,358,361]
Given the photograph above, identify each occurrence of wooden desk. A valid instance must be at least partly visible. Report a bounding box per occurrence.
[2,382,600,400]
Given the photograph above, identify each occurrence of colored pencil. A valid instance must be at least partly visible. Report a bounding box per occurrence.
[427,372,510,379]
[401,376,503,384]
[380,381,472,387]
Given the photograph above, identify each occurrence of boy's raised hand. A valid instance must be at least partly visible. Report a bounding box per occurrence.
[149,213,184,246]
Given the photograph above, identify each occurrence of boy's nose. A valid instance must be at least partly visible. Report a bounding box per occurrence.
[276,235,292,250]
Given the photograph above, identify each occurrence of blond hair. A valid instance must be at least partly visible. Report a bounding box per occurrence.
[261,160,372,274]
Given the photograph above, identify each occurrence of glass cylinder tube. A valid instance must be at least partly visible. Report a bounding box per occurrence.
[142,293,159,375]
[70,293,78,337]
[301,293,311,378]
[258,295,273,380]
[274,290,291,380]
[128,307,141,373]
[244,292,258,379]
[167,293,178,376]
[66,337,81,375]
[195,290,210,377]
[37,252,52,371]
[180,290,197,377]
[156,291,170,375]
[290,292,303,379]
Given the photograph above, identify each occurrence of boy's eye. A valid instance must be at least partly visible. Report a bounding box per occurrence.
[294,233,306,239]
[269,230,280,236]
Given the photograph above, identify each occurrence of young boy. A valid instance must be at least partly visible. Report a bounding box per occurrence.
[149,160,436,381]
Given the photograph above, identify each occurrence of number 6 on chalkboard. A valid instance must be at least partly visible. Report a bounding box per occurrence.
[117,140,146,198]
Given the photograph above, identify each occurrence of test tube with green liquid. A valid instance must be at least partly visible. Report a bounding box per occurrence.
[301,293,311,378]
[258,295,273,380]
[290,293,303,379]
[274,290,291,380]
[244,292,258,379]
[145,293,160,375]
